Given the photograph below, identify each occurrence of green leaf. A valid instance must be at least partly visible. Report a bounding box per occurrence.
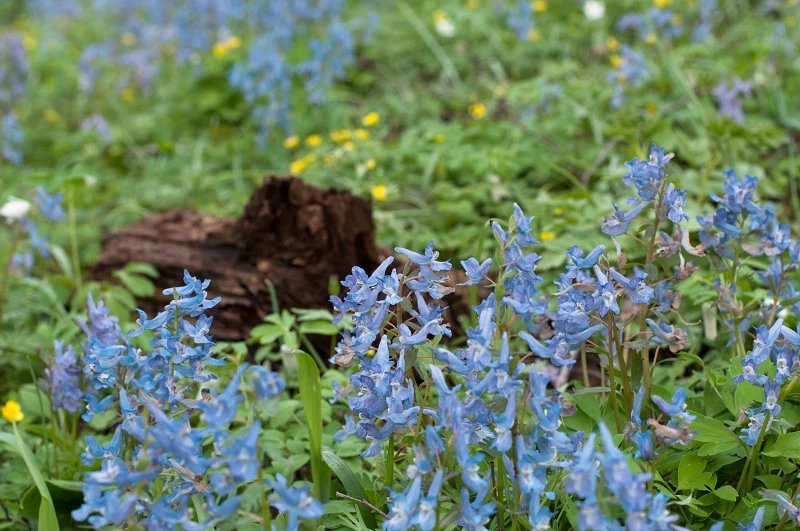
[697,442,740,457]
[297,351,330,502]
[250,324,284,345]
[38,498,59,531]
[121,262,159,278]
[298,321,339,336]
[322,449,378,529]
[678,452,707,491]
[714,485,738,501]
[114,271,156,297]
[691,414,741,445]
[12,424,58,530]
[763,432,800,458]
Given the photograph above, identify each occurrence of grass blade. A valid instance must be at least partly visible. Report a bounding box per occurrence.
[296,351,330,502]
[322,449,378,529]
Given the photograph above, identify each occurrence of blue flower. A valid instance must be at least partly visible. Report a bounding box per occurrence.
[566,244,605,270]
[45,340,83,412]
[268,474,324,531]
[460,257,492,285]
[601,201,648,236]
[662,183,689,223]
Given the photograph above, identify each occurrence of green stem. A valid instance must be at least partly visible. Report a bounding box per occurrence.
[67,186,83,295]
[736,412,771,496]
[385,434,395,490]
[495,457,506,530]
[0,226,21,325]
[606,320,623,433]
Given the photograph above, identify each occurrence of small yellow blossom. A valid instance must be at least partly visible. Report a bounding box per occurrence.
[469,102,487,120]
[653,0,670,7]
[370,185,388,202]
[434,133,446,144]
[365,158,377,171]
[44,110,59,124]
[362,112,380,127]
[343,141,356,151]
[330,129,352,143]
[646,102,658,114]
[532,0,548,13]
[305,134,322,147]
[527,29,541,42]
[289,154,316,174]
[539,231,556,241]
[2,400,23,423]
[283,135,300,149]
[553,207,564,216]
[22,34,36,51]
[606,37,619,52]
[121,32,137,47]
[465,0,479,8]
[121,87,135,102]
[610,54,623,68]
[645,33,657,45]
[787,17,796,28]
[354,129,370,140]
[212,36,242,58]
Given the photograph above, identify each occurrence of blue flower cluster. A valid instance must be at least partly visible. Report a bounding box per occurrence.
[713,77,752,124]
[69,271,294,529]
[0,33,27,164]
[41,0,364,139]
[331,181,694,528]
[608,45,649,108]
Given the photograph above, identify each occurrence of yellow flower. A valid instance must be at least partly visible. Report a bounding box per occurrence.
[283,135,300,149]
[289,154,316,174]
[305,134,322,147]
[362,112,380,127]
[606,37,619,52]
[465,0,479,8]
[469,102,487,120]
[553,207,564,216]
[645,33,657,45]
[343,141,356,151]
[653,0,670,7]
[365,158,377,171]
[354,128,370,140]
[2,400,23,423]
[121,87,135,102]
[539,231,556,241]
[610,54,623,68]
[646,102,658,114]
[527,29,541,42]
[532,0,548,13]
[787,16,796,28]
[44,110,59,124]
[22,34,36,51]
[370,185,388,202]
[330,129,352,143]
[121,32,137,47]
[212,36,242,58]
[434,133,446,144]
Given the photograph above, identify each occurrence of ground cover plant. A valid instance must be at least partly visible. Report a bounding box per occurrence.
[2,0,800,530]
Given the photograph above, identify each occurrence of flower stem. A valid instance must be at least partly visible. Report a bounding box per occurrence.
[385,433,395,490]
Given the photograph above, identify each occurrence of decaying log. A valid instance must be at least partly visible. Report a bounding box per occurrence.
[91,176,382,341]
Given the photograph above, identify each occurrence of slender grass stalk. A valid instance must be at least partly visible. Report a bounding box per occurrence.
[66,186,82,295]
[385,433,395,491]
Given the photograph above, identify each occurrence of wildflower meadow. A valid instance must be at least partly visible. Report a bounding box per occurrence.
[2,1,800,530]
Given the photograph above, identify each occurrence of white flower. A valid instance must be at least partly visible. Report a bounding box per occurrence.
[433,11,456,38]
[0,197,31,223]
[584,0,605,21]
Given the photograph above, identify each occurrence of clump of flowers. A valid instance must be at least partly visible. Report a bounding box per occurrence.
[327,142,800,529]
[60,271,317,529]
[712,77,752,124]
